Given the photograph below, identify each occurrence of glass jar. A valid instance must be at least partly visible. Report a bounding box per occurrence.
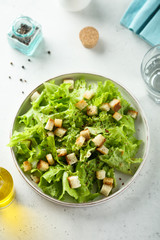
[7,16,42,56]
[0,167,15,209]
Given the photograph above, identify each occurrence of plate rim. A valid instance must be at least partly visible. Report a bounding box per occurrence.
[10,72,150,207]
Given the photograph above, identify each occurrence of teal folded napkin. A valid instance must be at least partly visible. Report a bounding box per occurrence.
[120,0,160,46]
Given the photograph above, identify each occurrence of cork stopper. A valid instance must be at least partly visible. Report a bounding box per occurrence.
[79,26,99,48]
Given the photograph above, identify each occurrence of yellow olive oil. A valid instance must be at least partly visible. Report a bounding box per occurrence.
[0,168,14,208]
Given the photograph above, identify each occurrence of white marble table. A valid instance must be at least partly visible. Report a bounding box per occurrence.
[0,0,160,239]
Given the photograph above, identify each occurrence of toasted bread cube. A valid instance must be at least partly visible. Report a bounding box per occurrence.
[57,148,67,157]
[46,153,54,165]
[113,112,122,121]
[99,103,110,112]
[100,184,113,197]
[80,128,90,141]
[63,79,74,89]
[47,131,54,137]
[54,119,63,128]
[96,170,106,180]
[127,110,138,119]
[68,176,81,189]
[54,128,67,137]
[37,160,49,171]
[87,105,98,116]
[31,91,40,102]
[76,135,85,147]
[31,174,40,184]
[109,99,121,112]
[23,161,32,172]
[66,153,78,165]
[45,118,54,131]
[92,134,106,147]
[83,90,95,100]
[75,99,88,110]
[103,177,114,186]
[97,145,109,155]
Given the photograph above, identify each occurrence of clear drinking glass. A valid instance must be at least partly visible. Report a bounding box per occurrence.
[141,45,160,103]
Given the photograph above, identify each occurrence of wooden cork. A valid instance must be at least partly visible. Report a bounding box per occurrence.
[79,26,99,48]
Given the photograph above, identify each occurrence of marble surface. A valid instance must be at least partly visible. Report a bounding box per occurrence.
[0,0,160,239]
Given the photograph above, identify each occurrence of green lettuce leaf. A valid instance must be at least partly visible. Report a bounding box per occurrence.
[59,172,79,200]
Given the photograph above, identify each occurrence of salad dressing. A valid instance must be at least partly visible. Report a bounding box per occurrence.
[0,168,14,208]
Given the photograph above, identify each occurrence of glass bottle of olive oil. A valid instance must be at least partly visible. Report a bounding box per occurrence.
[0,167,14,208]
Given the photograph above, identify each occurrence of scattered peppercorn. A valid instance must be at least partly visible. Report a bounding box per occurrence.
[119,178,121,180]
[24,80,27,82]
[47,51,51,54]
[20,78,23,82]
[122,183,124,185]
[28,59,31,62]
[22,91,24,94]
[22,65,25,69]
[10,62,13,65]
[9,76,11,79]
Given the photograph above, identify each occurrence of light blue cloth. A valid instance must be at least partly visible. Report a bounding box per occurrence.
[120,0,160,46]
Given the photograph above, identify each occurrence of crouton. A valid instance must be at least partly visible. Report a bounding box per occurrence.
[46,153,55,165]
[83,90,95,100]
[31,91,40,102]
[23,161,32,172]
[63,79,74,89]
[68,176,81,188]
[54,128,67,137]
[99,103,110,112]
[47,131,54,137]
[87,105,98,116]
[109,99,121,112]
[57,148,67,157]
[30,174,40,184]
[66,153,78,165]
[113,112,122,121]
[75,99,88,110]
[37,160,49,171]
[45,118,54,131]
[80,128,90,141]
[127,110,138,119]
[100,184,113,197]
[97,145,109,155]
[76,135,85,147]
[54,119,63,128]
[96,170,106,180]
[103,177,114,186]
[92,134,106,147]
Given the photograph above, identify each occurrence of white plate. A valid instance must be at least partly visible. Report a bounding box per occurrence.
[11,73,150,207]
